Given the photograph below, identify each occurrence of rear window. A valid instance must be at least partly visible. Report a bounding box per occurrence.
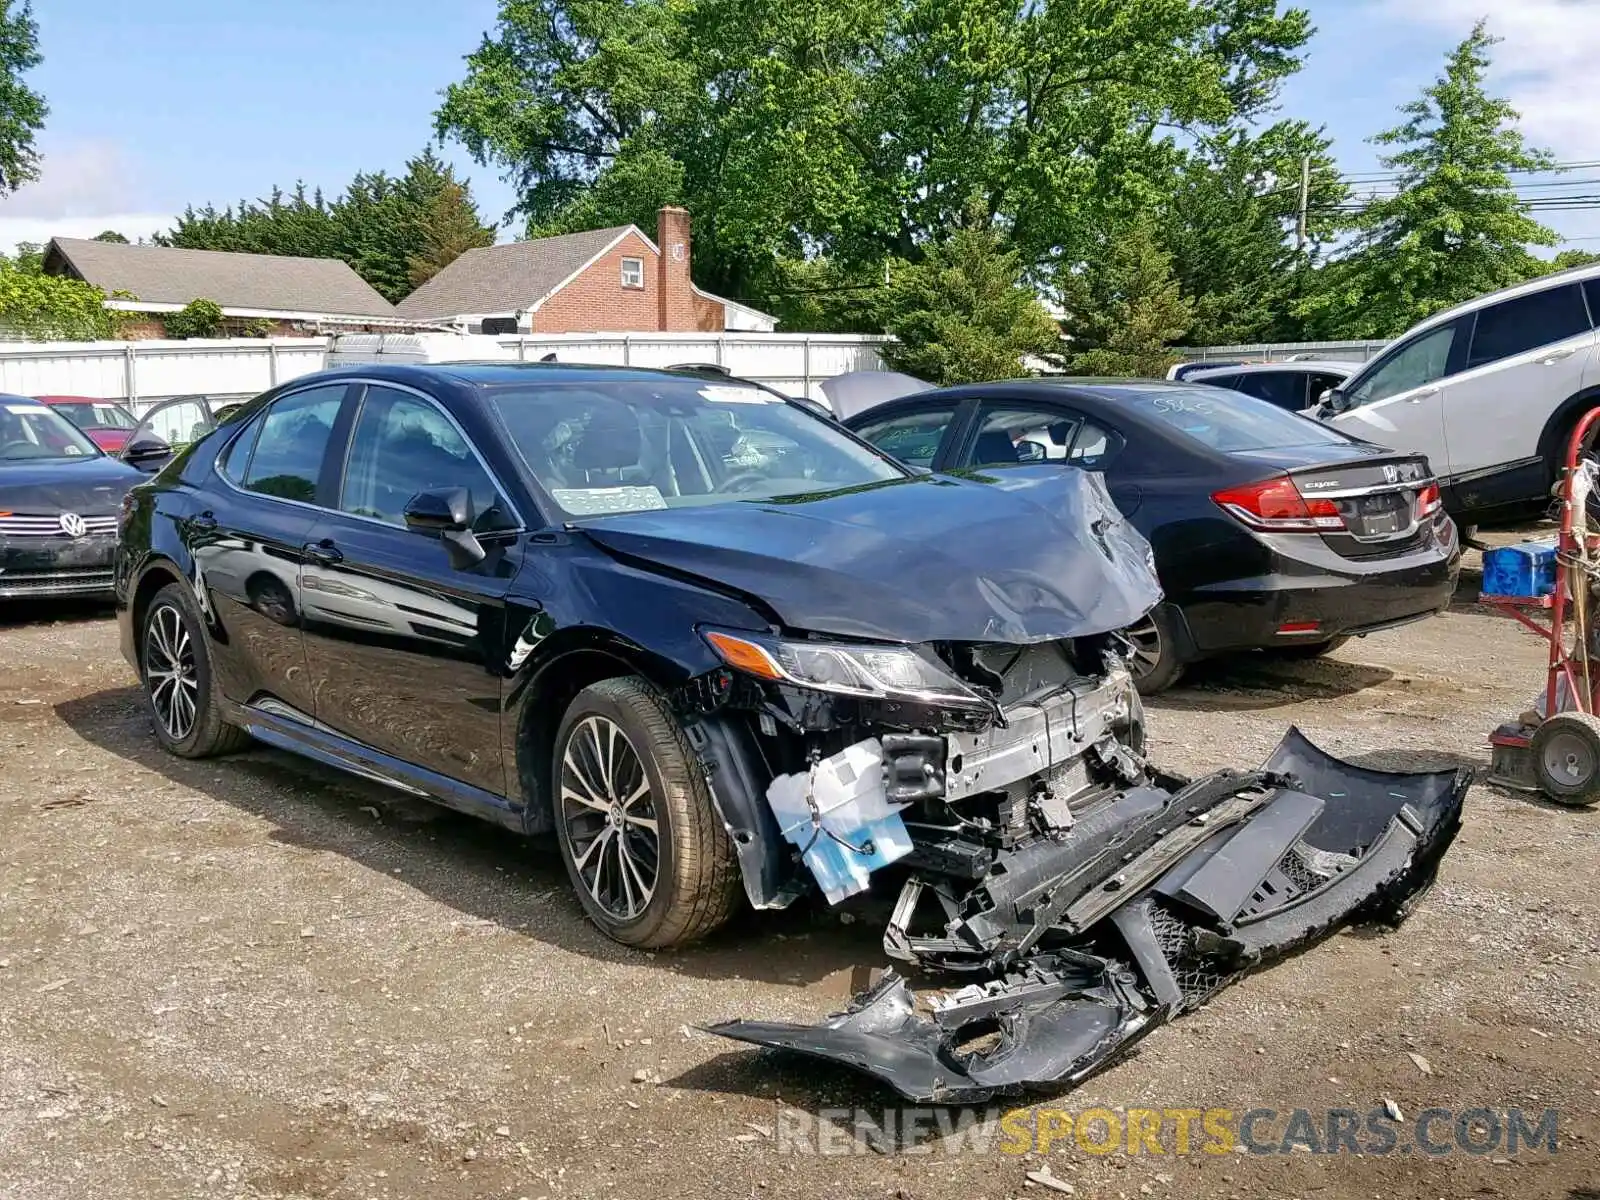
[1122,386,1352,453]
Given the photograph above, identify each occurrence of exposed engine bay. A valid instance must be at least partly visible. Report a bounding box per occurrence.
[678,631,1468,1103]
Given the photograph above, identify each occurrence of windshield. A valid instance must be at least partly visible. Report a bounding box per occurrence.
[485,378,904,519]
[50,400,137,430]
[0,400,104,462]
[1124,386,1352,453]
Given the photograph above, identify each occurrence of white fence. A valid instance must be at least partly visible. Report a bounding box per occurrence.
[0,332,889,410]
[493,332,887,398]
[0,338,328,414]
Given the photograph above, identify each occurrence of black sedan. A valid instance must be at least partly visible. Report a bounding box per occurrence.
[846,379,1462,691]
[0,395,147,599]
[113,362,1465,1099]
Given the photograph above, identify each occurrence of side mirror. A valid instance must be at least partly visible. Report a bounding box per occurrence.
[123,434,174,472]
[1319,388,1346,415]
[404,487,486,570]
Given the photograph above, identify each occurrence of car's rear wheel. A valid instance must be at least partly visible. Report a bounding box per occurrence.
[1270,635,1350,661]
[553,677,740,948]
[1124,605,1184,695]
[141,581,250,758]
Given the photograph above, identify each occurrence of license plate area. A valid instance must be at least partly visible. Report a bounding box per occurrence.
[1341,490,1411,538]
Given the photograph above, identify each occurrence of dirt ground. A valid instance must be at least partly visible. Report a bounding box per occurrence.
[1,539,1597,1200]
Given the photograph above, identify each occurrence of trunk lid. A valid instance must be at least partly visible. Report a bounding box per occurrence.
[1288,453,1436,559]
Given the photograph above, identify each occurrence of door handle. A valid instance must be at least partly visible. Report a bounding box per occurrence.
[303,539,343,566]
[1407,387,1439,404]
[1540,349,1576,364]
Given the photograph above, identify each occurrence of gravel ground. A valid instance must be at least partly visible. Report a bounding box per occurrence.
[1,540,1597,1200]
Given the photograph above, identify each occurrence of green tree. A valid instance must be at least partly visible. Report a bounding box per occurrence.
[92,230,129,244]
[162,298,225,339]
[1300,21,1557,339]
[1157,122,1350,346]
[435,0,1313,303]
[0,255,126,340]
[878,201,1061,385]
[0,1,45,195]
[162,151,494,302]
[1055,214,1195,377]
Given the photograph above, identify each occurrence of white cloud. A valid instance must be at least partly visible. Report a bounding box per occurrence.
[1377,0,1600,160]
[0,213,175,251]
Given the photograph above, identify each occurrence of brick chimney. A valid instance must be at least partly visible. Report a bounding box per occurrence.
[656,206,695,332]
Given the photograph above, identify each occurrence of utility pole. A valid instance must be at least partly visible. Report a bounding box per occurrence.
[1295,154,1311,253]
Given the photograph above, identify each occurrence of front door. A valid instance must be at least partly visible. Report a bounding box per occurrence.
[299,383,525,797]
[189,383,352,719]
[1331,319,1464,474]
[123,395,219,473]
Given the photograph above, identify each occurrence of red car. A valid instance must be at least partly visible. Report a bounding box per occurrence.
[35,395,139,453]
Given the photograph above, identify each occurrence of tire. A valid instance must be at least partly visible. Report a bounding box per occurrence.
[140,581,251,759]
[1270,635,1351,661]
[553,677,740,948]
[1123,605,1185,695]
[1530,711,1600,808]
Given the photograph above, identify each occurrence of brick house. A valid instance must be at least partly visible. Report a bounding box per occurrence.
[395,207,775,334]
[42,238,406,338]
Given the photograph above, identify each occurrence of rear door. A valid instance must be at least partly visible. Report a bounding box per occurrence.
[298,381,525,796]
[1434,281,1595,481]
[951,398,1137,512]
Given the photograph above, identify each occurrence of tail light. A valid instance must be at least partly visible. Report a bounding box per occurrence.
[1416,481,1443,518]
[1212,476,1346,532]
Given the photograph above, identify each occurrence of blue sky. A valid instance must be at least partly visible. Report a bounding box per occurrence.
[3,0,1596,249]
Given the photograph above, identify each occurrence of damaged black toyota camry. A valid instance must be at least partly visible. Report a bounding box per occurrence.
[115,363,1468,1101]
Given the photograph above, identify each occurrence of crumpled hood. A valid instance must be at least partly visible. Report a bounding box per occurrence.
[576,466,1162,643]
[0,456,142,514]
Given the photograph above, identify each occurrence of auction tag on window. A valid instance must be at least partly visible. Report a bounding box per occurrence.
[699,386,773,405]
[5,403,46,414]
[550,486,669,515]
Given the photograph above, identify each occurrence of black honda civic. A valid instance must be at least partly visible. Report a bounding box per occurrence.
[0,394,146,599]
[115,363,1466,1101]
[846,379,1462,692]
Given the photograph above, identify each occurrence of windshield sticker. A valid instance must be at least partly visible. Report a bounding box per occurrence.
[550,485,669,515]
[5,403,46,414]
[699,386,773,405]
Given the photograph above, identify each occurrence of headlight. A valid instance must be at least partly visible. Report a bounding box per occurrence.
[702,628,985,707]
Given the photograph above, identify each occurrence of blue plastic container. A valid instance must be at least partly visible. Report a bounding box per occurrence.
[1481,540,1558,599]
[786,814,915,905]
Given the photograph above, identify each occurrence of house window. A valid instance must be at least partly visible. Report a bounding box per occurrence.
[620,257,645,289]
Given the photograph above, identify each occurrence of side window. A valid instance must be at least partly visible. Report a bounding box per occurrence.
[1229,372,1302,411]
[852,406,959,468]
[1068,419,1120,469]
[966,407,1079,467]
[340,386,515,533]
[1201,374,1241,391]
[1346,324,1462,408]
[1306,373,1346,408]
[239,386,346,503]
[1467,283,1591,370]
[217,413,263,482]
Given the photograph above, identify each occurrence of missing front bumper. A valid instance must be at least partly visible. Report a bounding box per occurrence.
[707,728,1468,1103]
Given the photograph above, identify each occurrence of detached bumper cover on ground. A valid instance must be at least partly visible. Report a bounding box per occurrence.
[708,729,1467,1103]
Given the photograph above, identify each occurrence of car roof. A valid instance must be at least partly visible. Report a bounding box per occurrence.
[315,361,786,391]
[1187,360,1354,378]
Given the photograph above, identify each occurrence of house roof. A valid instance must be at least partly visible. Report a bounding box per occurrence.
[44,238,397,318]
[395,226,636,320]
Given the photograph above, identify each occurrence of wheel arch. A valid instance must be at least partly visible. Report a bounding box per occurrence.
[1535,386,1600,474]
[511,636,687,835]
[128,557,187,671]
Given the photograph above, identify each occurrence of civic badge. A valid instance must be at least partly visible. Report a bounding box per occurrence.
[58,512,88,539]
[1383,464,1399,483]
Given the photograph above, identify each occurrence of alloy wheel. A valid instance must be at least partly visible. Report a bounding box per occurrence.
[144,603,200,742]
[560,715,661,922]
[1123,615,1164,681]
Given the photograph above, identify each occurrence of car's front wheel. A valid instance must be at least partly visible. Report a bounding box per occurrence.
[140,581,251,758]
[553,678,740,948]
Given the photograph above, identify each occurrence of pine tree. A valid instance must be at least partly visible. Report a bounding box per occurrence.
[1056,215,1194,378]
[1300,21,1557,339]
